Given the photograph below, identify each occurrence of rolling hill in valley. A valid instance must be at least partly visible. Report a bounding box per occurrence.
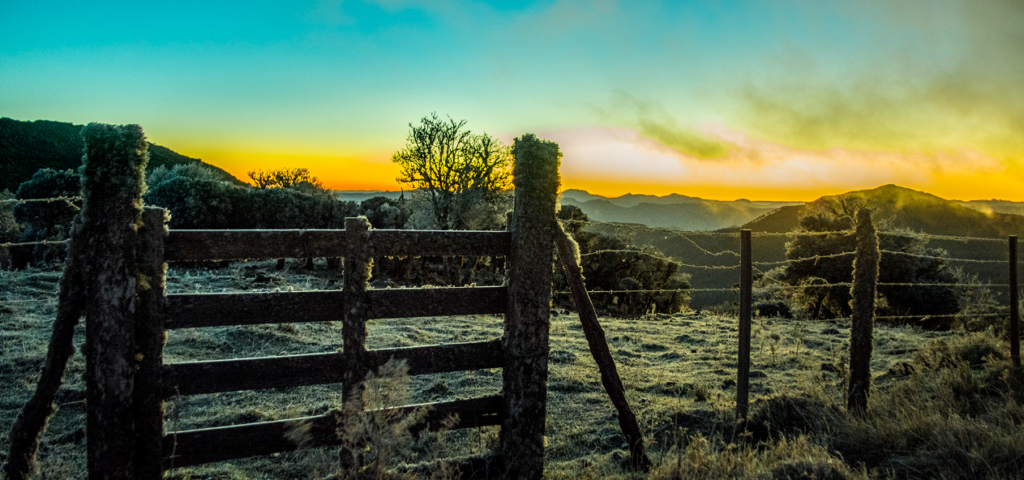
[740,184,1024,237]
[0,117,241,192]
[559,189,800,231]
[585,184,1024,309]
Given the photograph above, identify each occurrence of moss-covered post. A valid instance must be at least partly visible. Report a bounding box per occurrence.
[848,209,879,412]
[80,123,149,478]
[736,229,752,423]
[340,216,372,467]
[501,133,560,480]
[134,207,169,479]
[1010,236,1020,368]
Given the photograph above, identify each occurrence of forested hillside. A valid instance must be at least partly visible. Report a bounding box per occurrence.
[0,117,241,191]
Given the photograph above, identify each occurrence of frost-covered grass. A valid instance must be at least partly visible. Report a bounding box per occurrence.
[2,262,1022,479]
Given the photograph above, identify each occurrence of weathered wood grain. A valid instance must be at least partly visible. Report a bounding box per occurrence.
[162,340,503,397]
[163,395,504,468]
[134,207,170,479]
[164,290,346,329]
[165,229,347,261]
[366,287,507,319]
[164,229,511,261]
[164,287,507,329]
[502,134,560,480]
[370,230,510,257]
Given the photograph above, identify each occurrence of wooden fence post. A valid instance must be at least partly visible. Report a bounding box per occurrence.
[1010,236,1020,368]
[340,216,372,468]
[848,210,879,412]
[554,227,651,470]
[736,230,752,423]
[79,123,149,479]
[134,207,169,479]
[502,134,560,480]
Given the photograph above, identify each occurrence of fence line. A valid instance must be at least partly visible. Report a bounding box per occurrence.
[589,220,1014,244]
[878,250,1009,264]
[0,239,71,249]
[877,231,1010,243]
[0,196,82,205]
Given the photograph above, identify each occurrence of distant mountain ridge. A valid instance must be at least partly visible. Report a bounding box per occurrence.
[559,189,801,231]
[0,117,241,192]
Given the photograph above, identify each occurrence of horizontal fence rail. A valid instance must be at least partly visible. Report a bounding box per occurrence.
[162,340,504,397]
[165,286,507,329]
[163,395,505,468]
[165,229,511,261]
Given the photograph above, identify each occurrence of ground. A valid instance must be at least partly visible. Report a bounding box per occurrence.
[1,261,1021,479]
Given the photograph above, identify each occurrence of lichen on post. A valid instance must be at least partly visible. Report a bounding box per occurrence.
[134,206,169,479]
[501,133,560,480]
[848,209,879,412]
[78,123,150,478]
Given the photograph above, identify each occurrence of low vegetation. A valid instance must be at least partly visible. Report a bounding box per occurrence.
[3,261,1021,479]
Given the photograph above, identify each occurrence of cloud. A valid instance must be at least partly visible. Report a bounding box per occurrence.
[548,125,1012,200]
[598,91,734,159]
[733,1,1024,163]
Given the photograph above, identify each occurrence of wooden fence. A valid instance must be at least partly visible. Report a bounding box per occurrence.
[54,130,561,479]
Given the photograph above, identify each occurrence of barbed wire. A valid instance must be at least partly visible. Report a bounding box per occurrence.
[0,239,71,249]
[588,220,1014,245]
[754,251,856,267]
[578,249,741,270]
[586,221,857,238]
[874,312,1008,321]
[877,249,1008,264]
[877,231,1009,243]
[0,196,82,205]
[751,230,856,237]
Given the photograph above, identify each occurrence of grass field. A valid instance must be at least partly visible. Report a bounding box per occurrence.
[2,261,1023,479]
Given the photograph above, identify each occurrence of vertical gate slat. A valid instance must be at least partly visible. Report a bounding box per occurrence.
[135,207,169,479]
[340,217,372,469]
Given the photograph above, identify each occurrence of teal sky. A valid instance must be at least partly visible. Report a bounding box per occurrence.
[3,1,1021,200]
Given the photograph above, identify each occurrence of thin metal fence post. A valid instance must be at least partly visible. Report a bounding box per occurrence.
[1010,236,1020,368]
[736,229,752,423]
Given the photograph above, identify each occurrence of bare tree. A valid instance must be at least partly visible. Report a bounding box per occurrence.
[391,113,511,230]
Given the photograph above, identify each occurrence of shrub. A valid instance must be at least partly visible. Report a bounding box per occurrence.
[784,211,959,324]
[8,169,81,267]
[554,228,691,316]
[360,196,410,230]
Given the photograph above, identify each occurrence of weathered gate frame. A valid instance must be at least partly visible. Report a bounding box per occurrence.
[116,135,558,479]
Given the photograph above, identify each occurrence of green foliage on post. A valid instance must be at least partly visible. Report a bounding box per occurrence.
[848,209,880,412]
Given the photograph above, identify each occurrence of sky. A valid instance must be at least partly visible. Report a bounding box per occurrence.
[2,0,1023,201]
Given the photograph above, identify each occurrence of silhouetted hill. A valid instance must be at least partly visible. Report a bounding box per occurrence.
[0,117,242,191]
[559,189,800,231]
[741,184,1024,237]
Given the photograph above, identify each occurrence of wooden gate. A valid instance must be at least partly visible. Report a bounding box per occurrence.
[128,135,560,479]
